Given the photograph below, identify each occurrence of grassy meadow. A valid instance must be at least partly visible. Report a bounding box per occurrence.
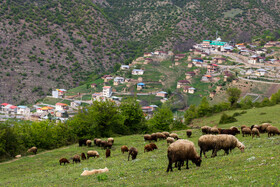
[1,106,280,186]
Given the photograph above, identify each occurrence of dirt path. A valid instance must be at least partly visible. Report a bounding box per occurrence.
[0,146,71,165]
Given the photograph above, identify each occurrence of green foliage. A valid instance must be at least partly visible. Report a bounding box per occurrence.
[197,97,211,117]
[219,113,237,124]
[184,104,197,125]
[149,104,173,131]
[226,88,241,107]
[240,96,253,109]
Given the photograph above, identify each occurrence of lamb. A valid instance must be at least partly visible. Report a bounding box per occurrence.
[201,126,211,134]
[162,131,170,137]
[252,128,260,138]
[121,145,129,154]
[166,139,202,172]
[242,127,252,137]
[128,147,138,161]
[167,137,175,144]
[267,126,280,137]
[59,158,70,165]
[108,137,114,144]
[72,155,81,164]
[150,143,158,150]
[81,153,86,160]
[260,123,272,133]
[144,144,153,153]
[170,133,179,140]
[95,139,102,147]
[86,140,92,147]
[81,167,109,176]
[87,151,100,159]
[79,139,88,147]
[27,147,38,155]
[186,129,192,138]
[210,127,219,135]
[106,149,111,158]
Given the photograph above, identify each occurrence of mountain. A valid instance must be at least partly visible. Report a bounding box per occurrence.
[1,0,280,104]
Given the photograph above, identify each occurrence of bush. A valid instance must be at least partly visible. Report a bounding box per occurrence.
[219,113,237,124]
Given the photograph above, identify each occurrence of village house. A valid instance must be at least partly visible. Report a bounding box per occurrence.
[201,75,211,82]
[255,69,267,76]
[52,89,67,98]
[248,55,259,64]
[185,71,195,79]
[213,57,226,64]
[209,92,216,98]
[1,104,17,115]
[103,86,112,98]
[70,101,81,109]
[137,82,145,90]
[55,103,68,111]
[175,54,186,60]
[187,56,192,62]
[113,77,125,86]
[0,103,10,113]
[144,58,153,64]
[37,106,54,114]
[141,106,153,113]
[201,52,209,57]
[207,64,219,73]
[120,65,130,70]
[91,83,97,88]
[188,62,193,68]
[201,40,211,48]
[132,69,144,75]
[156,91,168,98]
[102,75,114,82]
[177,80,190,88]
[175,61,181,66]
[256,49,265,55]
[160,98,168,103]
[245,69,254,75]
[92,92,105,102]
[17,106,30,116]
[223,46,234,53]
[144,52,152,57]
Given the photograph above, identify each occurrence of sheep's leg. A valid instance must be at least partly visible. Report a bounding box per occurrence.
[178,161,181,170]
[203,150,207,158]
[175,162,177,168]
[200,149,203,158]
[186,160,189,169]
[166,158,173,172]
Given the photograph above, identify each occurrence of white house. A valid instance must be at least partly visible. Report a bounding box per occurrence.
[70,101,81,109]
[55,103,68,111]
[103,86,112,98]
[132,69,144,75]
[113,77,125,85]
[17,106,30,116]
[256,69,267,76]
[120,65,130,70]
[52,89,67,98]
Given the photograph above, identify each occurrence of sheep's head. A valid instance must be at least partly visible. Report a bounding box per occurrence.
[97,155,100,158]
[192,156,202,167]
[237,142,245,153]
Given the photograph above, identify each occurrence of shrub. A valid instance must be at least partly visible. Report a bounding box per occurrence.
[219,113,237,124]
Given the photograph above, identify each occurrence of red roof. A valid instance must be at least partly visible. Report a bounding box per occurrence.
[1,103,9,106]
[205,75,212,78]
[212,64,218,66]
[10,105,17,109]
[56,103,68,106]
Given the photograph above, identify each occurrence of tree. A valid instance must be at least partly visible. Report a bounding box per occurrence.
[240,96,253,109]
[226,88,241,107]
[184,104,197,124]
[149,104,173,131]
[197,97,211,117]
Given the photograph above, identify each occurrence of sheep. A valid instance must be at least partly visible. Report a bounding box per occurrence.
[103,141,113,149]
[170,133,179,140]
[79,139,88,147]
[167,137,175,145]
[260,123,272,133]
[201,126,211,134]
[210,127,219,135]
[186,129,192,138]
[15,155,21,159]
[144,134,152,141]
[242,127,252,137]
[219,129,237,136]
[59,158,70,165]
[144,144,153,153]
[95,139,102,147]
[108,137,114,144]
[241,125,248,130]
[121,145,129,154]
[81,167,109,176]
[162,131,170,137]
[230,126,240,134]
[156,132,166,140]
[87,151,100,159]
[198,135,217,158]
[151,133,158,142]
[72,155,81,164]
[267,126,280,137]
[86,140,92,147]
[94,138,98,145]
[81,153,86,160]
[252,128,260,138]
[100,140,107,148]
[128,147,138,161]
[106,149,111,158]
[150,143,158,150]
[27,147,37,155]
[166,139,202,172]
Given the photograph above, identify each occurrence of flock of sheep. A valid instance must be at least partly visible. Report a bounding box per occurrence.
[25,123,280,173]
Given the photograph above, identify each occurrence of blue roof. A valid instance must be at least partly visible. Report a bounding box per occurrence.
[17,106,27,108]
[137,83,145,86]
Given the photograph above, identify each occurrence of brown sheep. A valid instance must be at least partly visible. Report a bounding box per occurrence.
[59,158,70,165]
[162,131,170,137]
[108,137,114,144]
[72,155,81,164]
[241,125,248,130]
[201,126,211,134]
[150,143,158,150]
[100,140,107,148]
[219,129,237,136]
[86,140,92,147]
[186,129,192,138]
[210,127,219,135]
[103,141,113,149]
[242,127,252,137]
[260,123,272,133]
[170,133,179,140]
[198,135,217,158]
[230,127,240,134]
[267,126,280,137]
[121,145,129,154]
[106,149,111,158]
[167,137,175,144]
[95,139,102,147]
[94,138,98,145]
[252,128,260,138]
[128,147,138,161]
[87,151,100,159]
[166,139,202,172]
[144,144,153,153]
[144,134,152,141]
[151,133,158,141]
[156,132,166,140]
[27,147,38,155]
[81,153,86,160]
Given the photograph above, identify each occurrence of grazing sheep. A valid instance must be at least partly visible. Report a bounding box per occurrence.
[103,141,113,149]
[252,128,260,138]
[94,138,98,145]
[72,155,81,164]
[81,153,86,160]
[106,149,111,158]
[15,155,21,159]
[156,132,166,140]
[210,127,219,135]
[108,137,114,144]
[241,125,248,130]
[95,139,102,147]
[162,131,170,137]
[260,123,272,133]
[170,133,179,140]
[100,140,107,148]
[27,147,38,155]
[166,139,202,172]
[242,127,252,137]
[87,151,100,159]
[167,137,175,144]
[59,158,70,165]
[121,145,129,154]
[198,135,217,158]
[144,134,152,141]
[128,147,138,161]
[201,126,211,134]
[219,129,237,136]
[86,140,92,147]
[144,144,153,153]
[267,126,280,137]
[151,133,158,142]
[230,127,240,134]
[79,139,88,147]
[186,129,192,138]
[81,167,109,176]
[150,143,158,150]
